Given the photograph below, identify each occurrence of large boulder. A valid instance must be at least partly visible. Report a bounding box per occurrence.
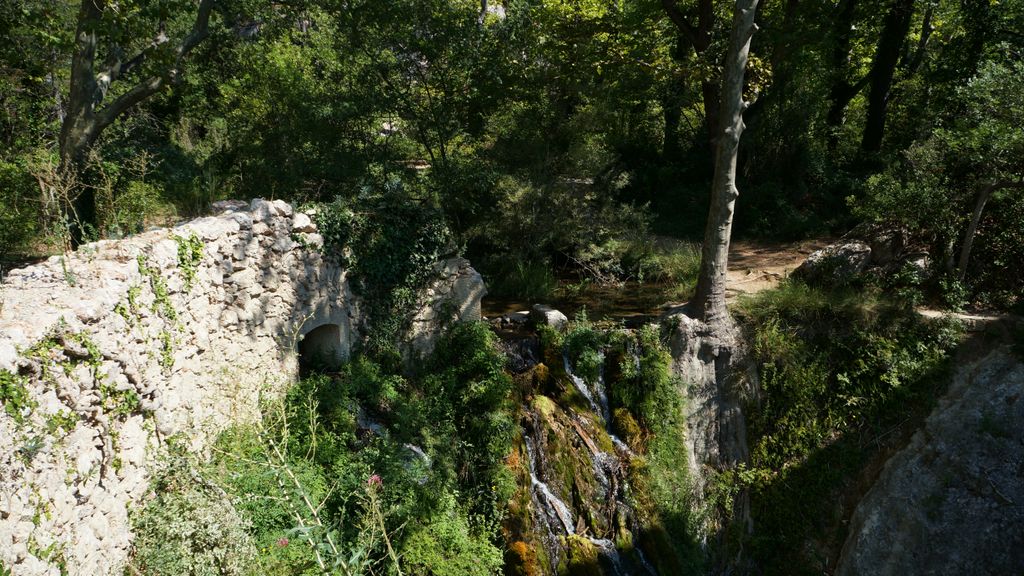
[792,241,872,285]
[836,348,1024,576]
[530,304,569,330]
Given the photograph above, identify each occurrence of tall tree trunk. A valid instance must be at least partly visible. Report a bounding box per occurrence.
[860,0,915,153]
[956,184,994,282]
[825,0,866,150]
[58,0,215,246]
[692,0,760,326]
[957,181,1023,281]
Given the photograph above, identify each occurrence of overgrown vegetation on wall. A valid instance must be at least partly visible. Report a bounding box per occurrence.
[314,190,454,363]
[129,322,513,575]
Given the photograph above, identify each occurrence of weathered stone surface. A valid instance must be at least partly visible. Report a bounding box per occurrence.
[403,257,486,358]
[662,310,759,545]
[793,241,872,285]
[836,348,1024,576]
[529,304,568,330]
[0,198,483,576]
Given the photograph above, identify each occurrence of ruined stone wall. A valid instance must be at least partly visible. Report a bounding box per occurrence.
[0,199,483,575]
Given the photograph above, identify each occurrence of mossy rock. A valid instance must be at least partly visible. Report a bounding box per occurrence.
[505,540,540,576]
[561,535,602,576]
[613,407,644,452]
[534,363,551,387]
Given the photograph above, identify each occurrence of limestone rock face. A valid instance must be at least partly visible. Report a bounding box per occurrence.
[403,257,486,358]
[530,304,569,330]
[793,241,872,285]
[0,199,482,575]
[662,310,759,544]
[836,349,1024,576]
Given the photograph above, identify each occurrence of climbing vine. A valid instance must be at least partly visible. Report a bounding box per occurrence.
[0,369,35,426]
[172,232,204,292]
[315,191,453,362]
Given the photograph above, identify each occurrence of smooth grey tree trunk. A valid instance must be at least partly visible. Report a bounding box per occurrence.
[957,181,1023,281]
[692,0,760,327]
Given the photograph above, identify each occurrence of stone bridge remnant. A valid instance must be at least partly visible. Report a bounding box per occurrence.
[0,199,483,575]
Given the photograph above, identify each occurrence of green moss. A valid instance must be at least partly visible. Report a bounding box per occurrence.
[533,395,557,418]
[561,535,601,576]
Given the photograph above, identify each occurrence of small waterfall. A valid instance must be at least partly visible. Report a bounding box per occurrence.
[525,434,576,535]
[564,352,602,417]
[503,328,658,576]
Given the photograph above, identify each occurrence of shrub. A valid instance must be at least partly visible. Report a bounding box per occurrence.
[735,279,960,575]
[485,260,558,302]
[0,161,40,261]
[128,455,256,576]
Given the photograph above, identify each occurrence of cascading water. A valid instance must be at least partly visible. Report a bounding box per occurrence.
[519,351,657,576]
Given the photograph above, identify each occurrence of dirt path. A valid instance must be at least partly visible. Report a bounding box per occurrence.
[483,239,833,324]
[725,238,832,298]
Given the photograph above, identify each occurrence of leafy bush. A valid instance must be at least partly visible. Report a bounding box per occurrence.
[485,260,558,302]
[128,454,256,576]
[197,321,513,575]
[0,161,40,261]
[734,280,960,575]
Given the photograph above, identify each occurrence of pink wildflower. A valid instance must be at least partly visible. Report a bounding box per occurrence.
[367,474,383,488]
[276,537,289,548]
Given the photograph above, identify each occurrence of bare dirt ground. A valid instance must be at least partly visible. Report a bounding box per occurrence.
[483,238,834,324]
[724,238,833,298]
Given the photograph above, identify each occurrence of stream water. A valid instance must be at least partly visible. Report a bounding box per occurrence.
[517,340,658,575]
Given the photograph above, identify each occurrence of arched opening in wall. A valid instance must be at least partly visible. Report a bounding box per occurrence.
[299,323,345,375]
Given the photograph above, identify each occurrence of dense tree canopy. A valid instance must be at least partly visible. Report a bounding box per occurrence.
[1,0,1021,306]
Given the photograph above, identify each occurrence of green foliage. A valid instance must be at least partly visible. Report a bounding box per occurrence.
[128,453,257,576]
[485,260,558,302]
[734,280,960,574]
[563,311,604,384]
[137,254,177,321]
[0,161,41,261]
[196,321,512,575]
[44,410,77,436]
[0,369,36,426]
[315,190,453,360]
[854,58,1024,307]
[400,493,504,576]
[172,232,204,292]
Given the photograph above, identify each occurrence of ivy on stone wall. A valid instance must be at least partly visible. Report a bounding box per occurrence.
[315,190,454,363]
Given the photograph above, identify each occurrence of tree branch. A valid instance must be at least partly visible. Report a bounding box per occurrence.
[903,5,933,74]
[661,0,698,44]
[94,75,164,132]
[93,0,215,133]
